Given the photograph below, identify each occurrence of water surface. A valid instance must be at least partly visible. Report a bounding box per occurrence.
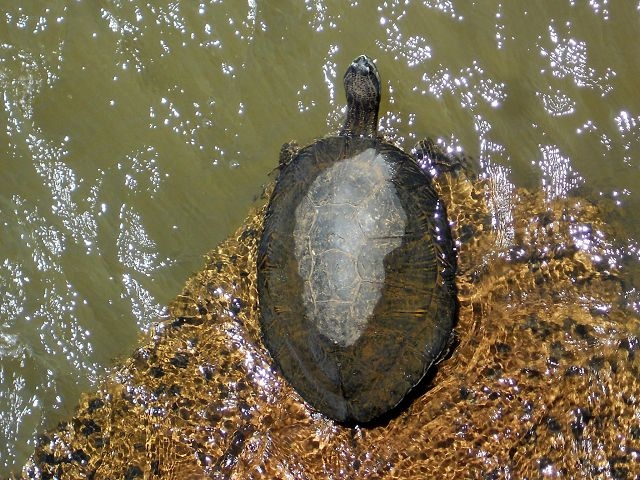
[1,0,639,473]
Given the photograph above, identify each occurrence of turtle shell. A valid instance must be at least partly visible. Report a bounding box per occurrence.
[257,135,456,423]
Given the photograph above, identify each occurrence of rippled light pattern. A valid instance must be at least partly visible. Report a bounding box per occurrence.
[149,89,215,150]
[569,0,610,19]
[121,147,162,194]
[0,260,26,322]
[376,1,441,67]
[613,111,640,164]
[485,162,515,252]
[121,274,164,332]
[376,5,432,68]
[422,0,463,20]
[494,3,505,49]
[379,110,417,146]
[32,156,98,250]
[538,145,585,202]
[117,206,170,276]
[321,46,344,131]
[377,29,432,68]
[538,87,576,117]
[305,0,335,32]
[541,24,615,95]
[422,62,506,109]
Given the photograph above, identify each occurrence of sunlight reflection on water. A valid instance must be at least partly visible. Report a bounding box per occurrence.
[1,0,640,474]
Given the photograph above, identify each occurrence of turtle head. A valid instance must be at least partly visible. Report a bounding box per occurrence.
[340,55,381,138]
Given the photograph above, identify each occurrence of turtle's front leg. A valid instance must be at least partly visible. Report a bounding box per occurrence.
[412,138,467,175]
[412,138,447,169]
[279,141,299,168]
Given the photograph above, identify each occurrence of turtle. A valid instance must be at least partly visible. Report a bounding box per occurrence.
[256,54,458,423]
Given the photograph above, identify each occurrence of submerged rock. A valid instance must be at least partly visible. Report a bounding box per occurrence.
[16,149,640,479]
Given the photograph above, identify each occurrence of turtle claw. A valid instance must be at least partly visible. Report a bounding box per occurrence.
[412,138,451,170]
[279,141,299,168]
[266,141,299,180]
[412,138,471,177]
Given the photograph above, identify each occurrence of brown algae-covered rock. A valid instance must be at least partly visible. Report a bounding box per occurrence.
[17,148,640,478]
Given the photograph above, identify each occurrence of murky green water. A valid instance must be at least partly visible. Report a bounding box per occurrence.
[1,0,639,473]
